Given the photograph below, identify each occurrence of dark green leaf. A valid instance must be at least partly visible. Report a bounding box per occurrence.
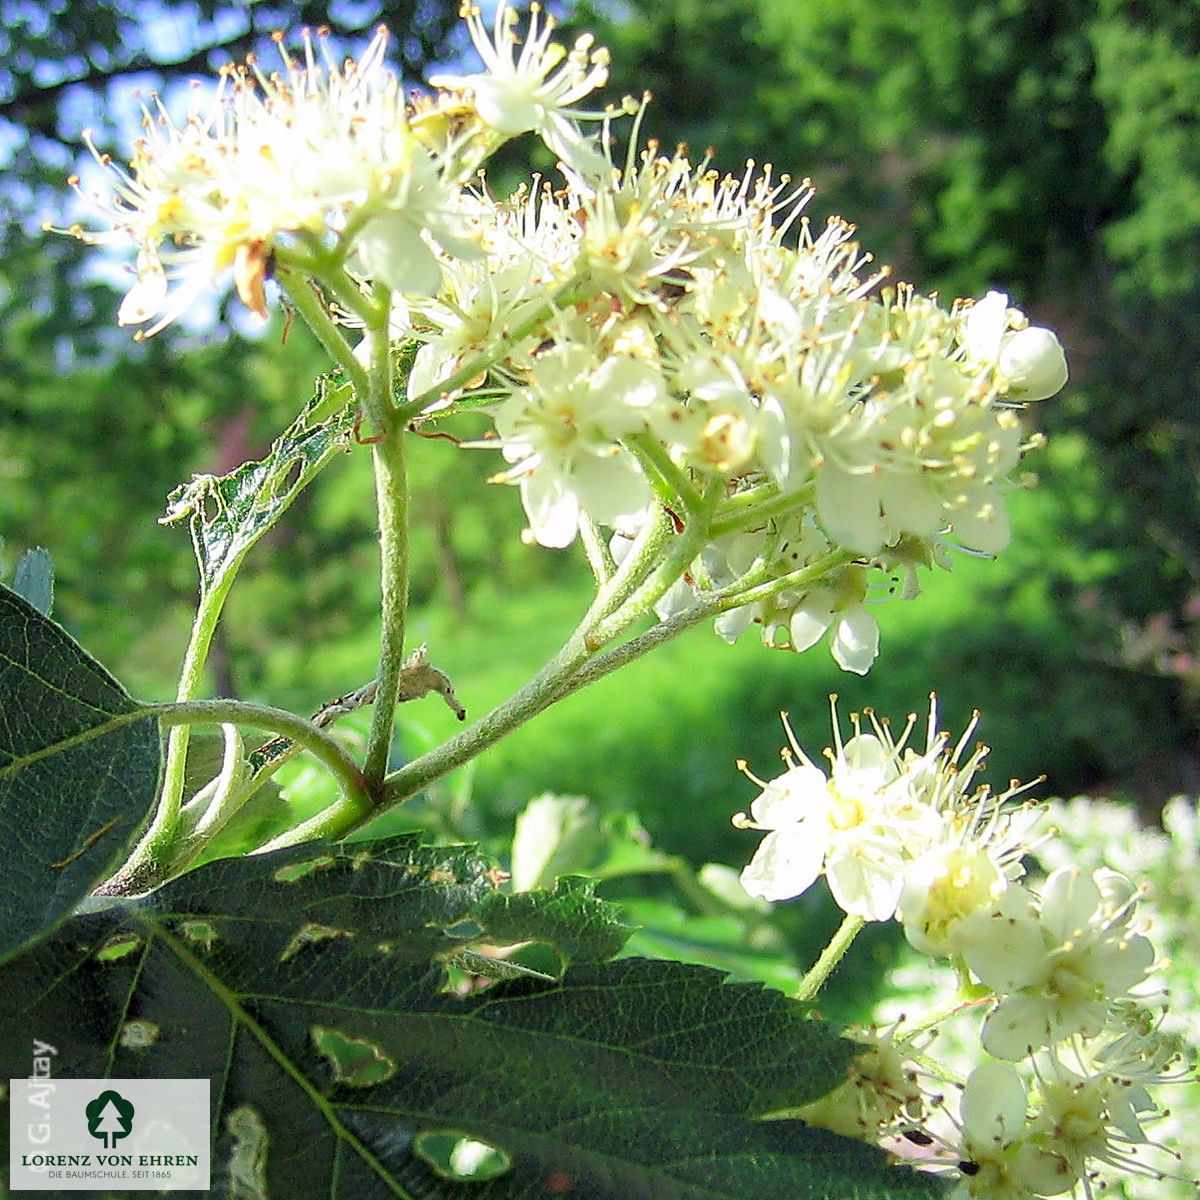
[0,583,160,963]
[161,377,355,596]
[477,876,636,964]
[0,837,947,1200]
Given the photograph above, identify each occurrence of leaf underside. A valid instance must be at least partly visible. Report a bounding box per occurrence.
[0,836,947,1200]
[0,583,160,963]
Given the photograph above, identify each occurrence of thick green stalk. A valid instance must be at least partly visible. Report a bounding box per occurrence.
[715,547,856,610]
[265,537,864,847]
[627,431,705,513]
[581,503,675,628]
[267,631,598,849]
[710,480,816,538]
[362,427,409,785]
[361,291,410,788]
[262,589,736,849]
[583,478,726,649]
[158,700,372,819]
[95,698,374,894]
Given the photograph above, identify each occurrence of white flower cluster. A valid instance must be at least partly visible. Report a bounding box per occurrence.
[67,3,1067,673]
[64,5,613,335]
[737,703,1188,1199]
[414,164,1066,672]
[733,697,1034,923]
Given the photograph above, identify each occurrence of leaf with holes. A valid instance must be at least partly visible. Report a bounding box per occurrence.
[161,374,355,597]
[0,835,947,1200]
[0,583,160,963]
[476,875,636,966]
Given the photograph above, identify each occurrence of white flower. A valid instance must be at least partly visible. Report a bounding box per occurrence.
[432,2,613,174]
[735,699,1043,929]
[402,183,581,407]
[734,706,945,918]
[897,783,1040,958]
[787,584,880,675]
[963,290,1069,401]
[899,844,1012,959]
[490,343,660,546]
[71,28,477,333]
[670,519,884,674]
[951,1062,1081,1200]
[963,868,1157,1059]
[807,294,1031,558]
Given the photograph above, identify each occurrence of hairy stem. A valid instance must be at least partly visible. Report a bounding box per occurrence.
[261,589,733,849]
[794,913,866,1003]
[276,268,370,397]
[583,477,725,649]
[361,288,410,787]
[710,480,816,537]
[627,431,704,513]
[94,698,374,895]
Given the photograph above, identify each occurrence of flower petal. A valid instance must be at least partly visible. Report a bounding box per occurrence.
[740,828,825,903]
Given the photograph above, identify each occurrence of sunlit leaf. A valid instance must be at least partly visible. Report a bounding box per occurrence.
[477,875,635,965]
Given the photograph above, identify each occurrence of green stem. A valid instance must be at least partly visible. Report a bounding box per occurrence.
[283,240,379,326]
[266,589,735,849]
[276,268,370,397]
[710,480,816,538]
[585,503,675,624]
[794,913,866,1003]
[362,429,409,785]
[715,547,856,611]
[584,477,725,650]
[712,477,780,516]
[627,431,705,513]
[361,291,410,788]
[183,722,245,841]
[156,700,372,805]
[577,512,617,586]
[263,539,863,848]
[128,567,238,878]
[158,701,373,879]
[93,698,374,895]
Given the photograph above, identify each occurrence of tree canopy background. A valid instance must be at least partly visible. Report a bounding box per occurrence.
[2,0,1199,867]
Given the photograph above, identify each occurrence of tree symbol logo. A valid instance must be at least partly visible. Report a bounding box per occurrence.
[85,1090,135,1149]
